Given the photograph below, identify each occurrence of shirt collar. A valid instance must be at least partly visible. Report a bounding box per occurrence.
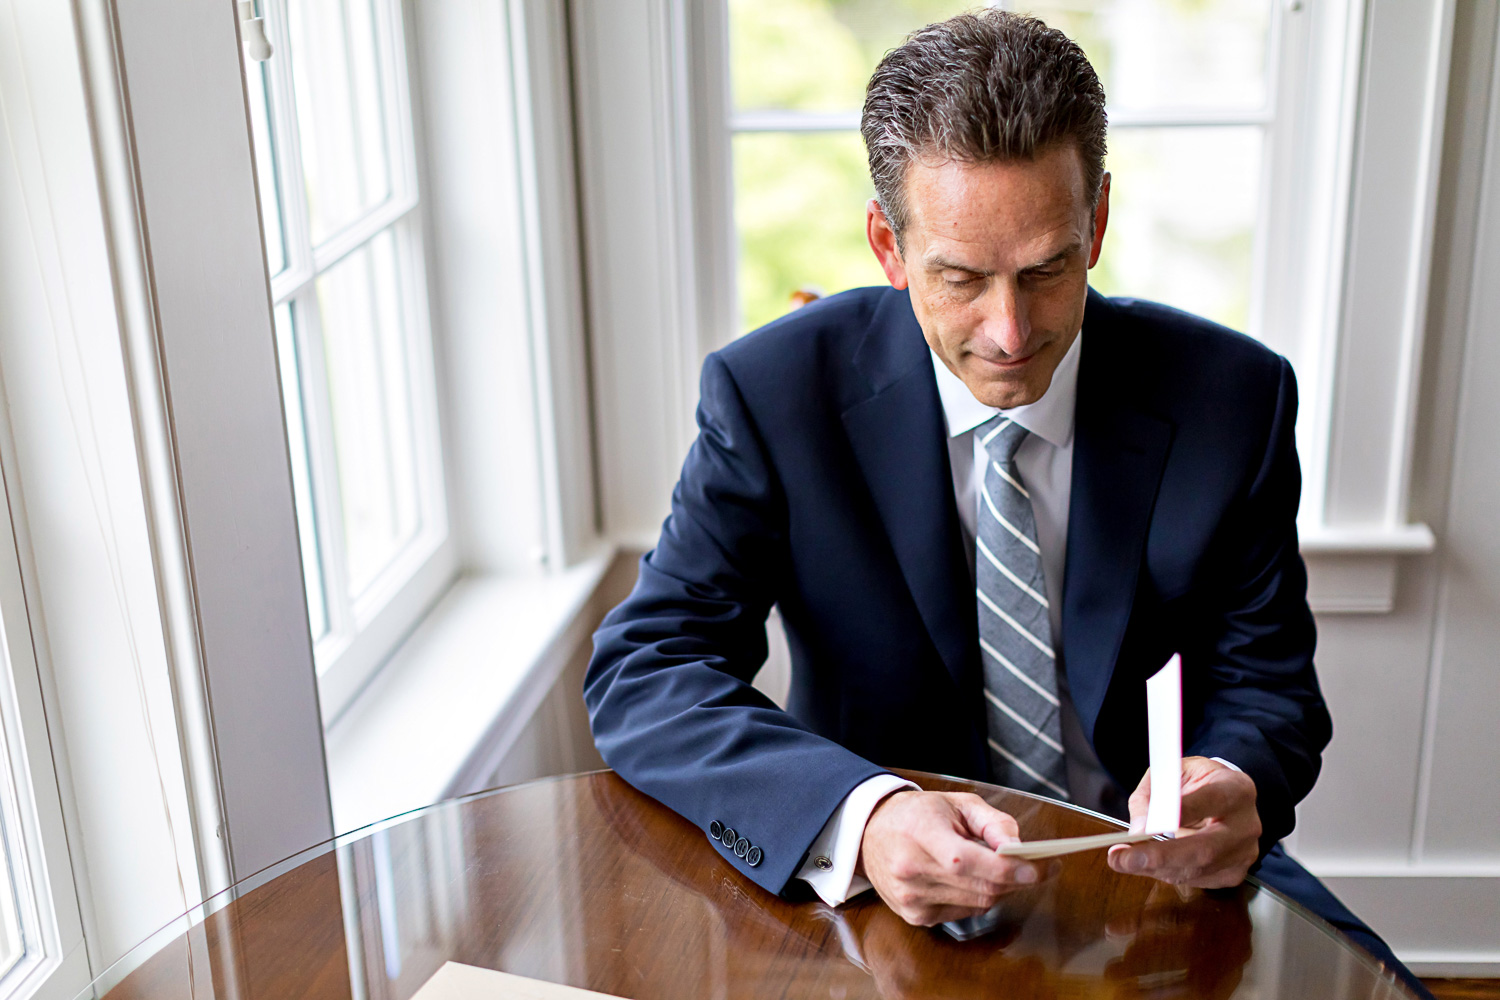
[929,333,1081,448]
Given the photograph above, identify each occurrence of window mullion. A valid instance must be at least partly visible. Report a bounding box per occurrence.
[393,216,445,540]
[264,0,354,648]
[379,0,420,204]
[311,196,418,276]
[270,263,316,307]
[264,0,317,281]
[728,107,1274,134]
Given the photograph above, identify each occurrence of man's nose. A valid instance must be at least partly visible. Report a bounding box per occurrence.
[977,281,1031,357]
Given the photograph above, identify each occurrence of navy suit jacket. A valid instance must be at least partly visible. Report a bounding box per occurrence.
[585,285,1331,899]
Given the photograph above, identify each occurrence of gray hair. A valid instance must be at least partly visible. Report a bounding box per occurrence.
[861,10,1108,245]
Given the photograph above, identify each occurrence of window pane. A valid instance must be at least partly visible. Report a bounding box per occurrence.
[0,826,22,980]
[274,303,329,640]
[731,0,1273,114]
[733,131,888,332]
[1089,126,1262,332]
[288,0,393,244]
[1015,0,1273,113]
[315,229,421,597]
[731,0,973,112]
[246,62,287,276]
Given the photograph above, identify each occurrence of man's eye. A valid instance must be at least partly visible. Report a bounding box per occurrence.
[1026,267,1065,281]
[944,274,982,287]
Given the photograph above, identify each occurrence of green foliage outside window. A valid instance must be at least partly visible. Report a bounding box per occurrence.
[730,0,1265,336]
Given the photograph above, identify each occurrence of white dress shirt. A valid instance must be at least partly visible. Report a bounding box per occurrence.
[795,332,1239,906]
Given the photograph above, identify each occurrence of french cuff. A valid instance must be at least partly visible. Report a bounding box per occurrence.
[796,774,917,907]
[1211,757,1244,774]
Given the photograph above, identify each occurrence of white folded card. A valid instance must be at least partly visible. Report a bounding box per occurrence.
[410,962,628,1000]
[993,653,1183,860]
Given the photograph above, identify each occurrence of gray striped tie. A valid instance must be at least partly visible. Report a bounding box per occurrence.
[975,415,1070,801]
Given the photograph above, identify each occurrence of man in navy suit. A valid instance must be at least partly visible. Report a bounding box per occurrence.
[587,10,1428,996]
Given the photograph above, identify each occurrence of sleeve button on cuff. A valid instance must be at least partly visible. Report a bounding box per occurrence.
[813,855,833,871]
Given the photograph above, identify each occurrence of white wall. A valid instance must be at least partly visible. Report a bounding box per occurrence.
[1295,0,1500,973]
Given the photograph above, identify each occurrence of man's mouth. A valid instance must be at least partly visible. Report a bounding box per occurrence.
[972,350,1037,371]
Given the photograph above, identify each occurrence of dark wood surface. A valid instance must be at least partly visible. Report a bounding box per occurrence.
[1426,982,1500,1000]
[92,769,1423,999]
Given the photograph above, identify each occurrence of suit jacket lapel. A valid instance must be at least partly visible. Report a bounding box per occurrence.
[1062,293,1175,741]
[841,291,978,700]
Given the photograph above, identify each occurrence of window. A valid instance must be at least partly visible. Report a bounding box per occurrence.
[0,471,87,999]
[246,0,455,720]
[728,0,1280,338]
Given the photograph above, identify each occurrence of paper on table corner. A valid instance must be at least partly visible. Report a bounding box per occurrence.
[1143,652,1183,836]
[410,961,629,1000]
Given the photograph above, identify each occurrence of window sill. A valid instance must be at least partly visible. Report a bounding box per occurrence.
[323,550,620,834]
[1300,523,1436,615]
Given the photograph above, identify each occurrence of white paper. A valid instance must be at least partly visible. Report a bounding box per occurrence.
[994,829,1155,859]
[410,962,628,1000]
[991,651,1183,858]
[1143,652,1183,836]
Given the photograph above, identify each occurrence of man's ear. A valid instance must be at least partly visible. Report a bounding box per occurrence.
[866,199,909,290]
[1087,173,1111,269]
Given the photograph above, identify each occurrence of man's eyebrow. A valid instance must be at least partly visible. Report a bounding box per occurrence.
[1024,240,1085,270]
[923,240,1085,275]
[924,254,993,275]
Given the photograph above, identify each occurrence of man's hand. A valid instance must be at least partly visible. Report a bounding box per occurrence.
[858,790,1040,926]
[1108,756,1261,888]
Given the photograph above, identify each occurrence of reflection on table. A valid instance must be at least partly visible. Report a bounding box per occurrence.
[89,770,1414,1000]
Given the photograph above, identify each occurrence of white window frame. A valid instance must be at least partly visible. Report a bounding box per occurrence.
[0,431,88,1000]
[0,0,601,975]
[714,1,1343,523]
[249,0,458,723]
[724,4,1292,341]
[573,0,1449,613]
[0,426,89,1000]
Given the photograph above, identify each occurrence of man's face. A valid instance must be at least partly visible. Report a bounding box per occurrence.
[866,144,1110,409]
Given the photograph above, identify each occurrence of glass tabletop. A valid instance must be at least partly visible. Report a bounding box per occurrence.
[75,770,1417,1000]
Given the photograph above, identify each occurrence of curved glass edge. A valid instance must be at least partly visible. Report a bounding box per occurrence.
[70,768,1421,1000]
[69,769,613,998]
[1241,870,1422,999]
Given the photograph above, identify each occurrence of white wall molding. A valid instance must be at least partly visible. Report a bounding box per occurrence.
[1301,524,1436,614]
[1322,0,1456,530]
[571,0,727,540]
[1312,871,1500,971]
[1305,555,1404,615]
[1293,3,1500,977]
[409,0,548,581]
[507,0,601,568]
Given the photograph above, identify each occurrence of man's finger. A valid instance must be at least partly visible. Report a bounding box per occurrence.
[925,825,1040,891]
[1177,779,1239,828]
[1127,769,1151,824]
[951,793,1021,849]
[1109,824,1238,880]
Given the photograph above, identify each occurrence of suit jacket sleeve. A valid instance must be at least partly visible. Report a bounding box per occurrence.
[1187,356,1331,856]
[585,352,888,895]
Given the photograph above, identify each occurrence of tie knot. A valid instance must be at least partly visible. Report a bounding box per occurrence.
[979,415,1029,465]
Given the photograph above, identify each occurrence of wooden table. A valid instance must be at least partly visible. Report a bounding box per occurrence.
[86,770,1417,999]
